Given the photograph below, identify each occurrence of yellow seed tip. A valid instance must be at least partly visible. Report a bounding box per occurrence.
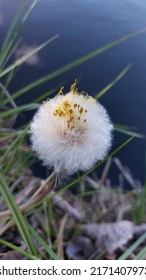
[70,79,77,92]
[57,86,64,96]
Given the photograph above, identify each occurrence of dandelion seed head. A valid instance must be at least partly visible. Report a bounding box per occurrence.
[30,84,113,175]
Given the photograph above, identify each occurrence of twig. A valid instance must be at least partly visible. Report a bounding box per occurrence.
[100,157,112,186]
[52,192,88,223]
[84,176,99,189]
[15,179,38,205]
[57,214,68,259]
[31,171,56,200]
[10,176,24,193]
[114,158,138,189]
[0,220,13,236]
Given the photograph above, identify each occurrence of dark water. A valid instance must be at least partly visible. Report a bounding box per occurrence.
[1,0,146,183]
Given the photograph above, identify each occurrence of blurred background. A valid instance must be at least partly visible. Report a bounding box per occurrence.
[0,0,146,183]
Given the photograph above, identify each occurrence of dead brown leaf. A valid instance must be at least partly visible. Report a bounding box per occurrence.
[66,236,95,260]
[81,220,134,254]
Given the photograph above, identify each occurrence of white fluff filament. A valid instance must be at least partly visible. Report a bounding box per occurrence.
[30,84,113,175]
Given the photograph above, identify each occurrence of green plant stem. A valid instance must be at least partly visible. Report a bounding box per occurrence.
[118,232,146,260]
[0,239,39,260]
[0,172,38,257]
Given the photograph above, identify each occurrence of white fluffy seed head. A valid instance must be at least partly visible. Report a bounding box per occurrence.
[30,85,113,175]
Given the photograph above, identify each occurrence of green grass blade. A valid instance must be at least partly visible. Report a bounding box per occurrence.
[118,232,146,260]
[6,28,146,104]
[115,124,145,138]
[0,0,26,59]
[0,34,59,78]
[0,67,20,104]
[28,223,60,260]
[0,0,39,71]
[0,0,26,70]
[0,239,39,260]
[0,126,29,164]
[135,246,146,260]
[0,172,38,256]
[21,0,39,25]
[0,104,39,118]
[0,38,22,71]
[95,64,132,99]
